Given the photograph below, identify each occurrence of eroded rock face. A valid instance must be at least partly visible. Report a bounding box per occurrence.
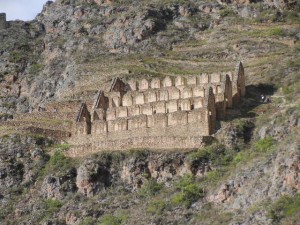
[40,168,77,200]
[41,176,64,200]
[76,159,111,197]
[103,8,173,53]
[208,143,299,214]
[0,136,46,195]
[72,151,213,194]
[120,152,212,189]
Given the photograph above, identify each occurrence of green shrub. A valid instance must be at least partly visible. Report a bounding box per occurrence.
[284,11,300,23]
[187,143,233,167]
[140,178,163,198]
[268,194,300,223]
[287,58,300,69]
[53,143,71,151]
[232,151,247,164]
[171,192,185,206]
[80,217,95,225]
[146,199,165,215]
[254,137,276,152]
[220,8,236,17]
[43,199,62,215]
[31,134,46,146]
[204,170,223,184]
[172,175,204,207]
[29,63,43,75]
[0,113,13,120]
[9,50,26,63]
[1,102,15,109]
[48,151,72,168]
[39,150,74,179]
[99,214,126,225]
[268,27,285,36]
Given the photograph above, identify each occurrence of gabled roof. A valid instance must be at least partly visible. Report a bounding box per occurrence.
[110,77,126,92]
[76,103,88,122]
[93,90,105,109]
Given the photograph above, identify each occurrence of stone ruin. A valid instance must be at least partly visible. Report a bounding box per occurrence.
[0,13,6,30]
[70,62,245,154]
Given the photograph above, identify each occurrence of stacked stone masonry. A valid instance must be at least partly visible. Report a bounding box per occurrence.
[71,62,245,152]
[0,13,6,30]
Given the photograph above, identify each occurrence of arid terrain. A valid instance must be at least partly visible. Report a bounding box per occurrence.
[0,0,299,224]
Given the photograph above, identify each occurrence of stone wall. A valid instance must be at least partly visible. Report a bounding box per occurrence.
[68,135,213,157]
[232,62,246,106]
[90,87,215,135]
[0,13,6,30]
[72,62,246,152]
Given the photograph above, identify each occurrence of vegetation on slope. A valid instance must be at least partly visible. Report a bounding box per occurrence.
[0,0,299,224]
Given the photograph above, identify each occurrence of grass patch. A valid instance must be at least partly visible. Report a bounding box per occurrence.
[0,113,13,120]
[9,50,27,63]
[267,27,285,36]
[146,199,166,215]
[41,199,63,220]
[283,10,300,24]
[38,150,76,179]
[28,63,44,76]
[140,178,163,198]
[187,143,235,168]
[30,133,47,146]
[254,137,276,153]
[171,175,204,208]
[195,204,234,225]
[268,194,300,224]
[52,143,71,151]
[220,8,236,18]
[80,217,95,225]
[246,27,286,38]
[1,102,15,109]
[232,137,276,166]
[99,214,127,225]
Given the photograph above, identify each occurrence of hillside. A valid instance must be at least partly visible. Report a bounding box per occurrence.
[0,0,299,224]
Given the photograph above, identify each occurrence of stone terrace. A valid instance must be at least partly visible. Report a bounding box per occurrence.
[69,62,245,155]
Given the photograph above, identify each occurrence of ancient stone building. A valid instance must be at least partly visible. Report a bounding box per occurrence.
[0,13,6,30]
[71,62,246,153]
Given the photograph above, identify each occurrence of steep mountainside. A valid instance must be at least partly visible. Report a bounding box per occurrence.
[0,0,299,224]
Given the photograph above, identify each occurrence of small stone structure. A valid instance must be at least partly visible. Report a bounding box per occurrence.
[0,13,6,30]
[70,62,246,154]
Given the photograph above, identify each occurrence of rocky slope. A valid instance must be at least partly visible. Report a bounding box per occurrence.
[0,0,299,224]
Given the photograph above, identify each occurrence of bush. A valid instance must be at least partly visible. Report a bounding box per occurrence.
[48,151,71,167]
[31,134,46,146]
[43,199,62,216]
[283,11,300,23]
[220,8,236,17]
[39,150,74,179]
[254,137,276,152]
[0,113,13,120]
[29,63,43,75]
[146,199,165,215]
[80,217,95,225]
[268,27,285,36]
[187,143,234,168]
[9,50,26,63]
[268,194,300,223]
[140,178,163,198]
[1,102,15,109]
[232,151,247,164]
[99,214,126,225]
[171,175,204,207]
[53,143,71,151]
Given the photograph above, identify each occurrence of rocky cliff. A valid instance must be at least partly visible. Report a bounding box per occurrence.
[0,0,299,224]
